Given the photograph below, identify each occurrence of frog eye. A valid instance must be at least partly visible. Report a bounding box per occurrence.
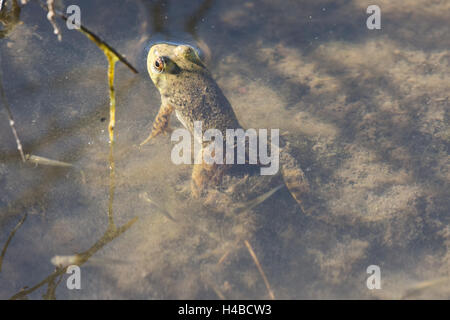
[175,45,204,67]
[153,57,165,73]
[184,47,193,55]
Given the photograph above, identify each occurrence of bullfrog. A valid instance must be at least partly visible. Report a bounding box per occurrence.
[141,43,309,209]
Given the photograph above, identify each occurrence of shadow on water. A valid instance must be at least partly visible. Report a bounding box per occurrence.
[141,0,214,39]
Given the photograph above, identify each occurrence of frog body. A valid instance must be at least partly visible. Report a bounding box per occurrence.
[142,43,309,208]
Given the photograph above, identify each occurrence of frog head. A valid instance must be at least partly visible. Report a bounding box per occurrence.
[146,43,206,94]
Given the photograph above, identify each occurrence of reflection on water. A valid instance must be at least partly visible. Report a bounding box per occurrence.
[0,0,449,299]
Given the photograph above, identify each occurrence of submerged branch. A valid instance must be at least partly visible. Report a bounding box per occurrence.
[45,0,61,41]
[9,217,138,300]
[0,213,27,272]
[42,271,63,300]
[244,239,275,300]
[0,69,26,162]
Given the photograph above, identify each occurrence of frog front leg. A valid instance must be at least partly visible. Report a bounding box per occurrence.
[140,103,174,146]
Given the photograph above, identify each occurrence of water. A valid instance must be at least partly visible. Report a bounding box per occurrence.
[0,0,449,299]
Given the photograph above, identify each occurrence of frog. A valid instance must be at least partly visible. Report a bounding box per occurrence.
[140,43,309,210]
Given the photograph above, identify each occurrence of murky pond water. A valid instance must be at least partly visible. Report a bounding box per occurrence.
[0,0,449,299]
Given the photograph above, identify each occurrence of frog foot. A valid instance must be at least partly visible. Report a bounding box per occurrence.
[190,162,225,199]
[140,126,173,146]
[140,103,174,146]
[279,148,310,209]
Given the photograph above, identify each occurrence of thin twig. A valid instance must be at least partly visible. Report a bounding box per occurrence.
[42,270,63,300]
[0,213,28,272]
[9,217,138,299]
[217,249,231,266]
[217,238,242,266]
[45,0,61,41]
[244,239,275,300]
[0,70,26,162]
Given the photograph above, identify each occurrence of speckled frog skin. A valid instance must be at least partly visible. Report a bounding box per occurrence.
[143,43,241,139]
[142,43,309,207]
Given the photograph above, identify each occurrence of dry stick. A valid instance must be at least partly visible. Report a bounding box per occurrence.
[217,238,242,266]
[244,239,275,300]
[0,213,27,272]
[217,248,232,266]
[45,0,61,41]
[42,270,63,300]
[0,73,26,162]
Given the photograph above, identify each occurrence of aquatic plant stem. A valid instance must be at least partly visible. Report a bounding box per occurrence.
[45,0,61,41]
[77,13,120,228]
[106,52,118,143]
[103,51,119,229]
[0,213,27,272]
[0,70,26,162]
[244,239,275,300]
